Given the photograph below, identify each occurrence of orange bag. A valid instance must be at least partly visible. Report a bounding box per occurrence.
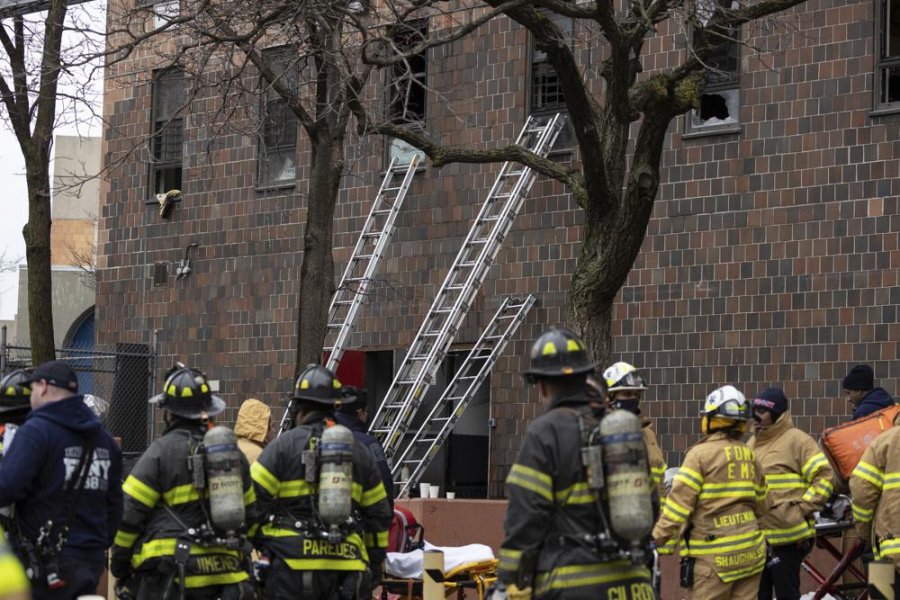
[820,404,900,485]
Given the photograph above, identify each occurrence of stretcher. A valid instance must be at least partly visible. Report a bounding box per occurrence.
[801,496,869,600]
[381,543,498,600]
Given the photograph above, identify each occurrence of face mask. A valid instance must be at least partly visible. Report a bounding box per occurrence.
[612,398,640,414]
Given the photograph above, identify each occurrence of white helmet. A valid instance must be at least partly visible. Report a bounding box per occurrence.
[603,362,648,393]
[701,385,749,421]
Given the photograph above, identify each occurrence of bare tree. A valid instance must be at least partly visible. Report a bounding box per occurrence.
[359,0,809,364]
[0,1,105,364]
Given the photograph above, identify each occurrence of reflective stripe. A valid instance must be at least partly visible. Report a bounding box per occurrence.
[534,561,649,595]
[364,531,388,548]
[803,479,834,502]
[163,483,201,505]
[718,557,765,582]
[852,461,884,489]
[676,467,703,492]
[260,523,301,538]
[244,485,256,505]
[699,482,763,500]
[360,482,387,507]
[852,503,874,523]
[801,453,829,482]
[114,530,139,549]
[662,498,691,523]
[284,558,367,570]
[765,473,806,489]
[180,571,249,588]
[883,474,900,491]
[658,539,677,555]
[555,482,595,505]
[281,479,314,498]
[685,530,764,555]
[123,475,160,508]
[878,538,900,558]
[251,462,281,496]
[762,520,814,545]
[499,548,522,572]
[131,538,245,568]
[506,464,553,502]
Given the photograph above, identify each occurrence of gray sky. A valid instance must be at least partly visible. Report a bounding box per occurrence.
[0,129,29,320]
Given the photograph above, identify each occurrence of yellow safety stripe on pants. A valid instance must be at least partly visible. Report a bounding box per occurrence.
[499,548,521,572]
[283,558,367,571]
[852,503,874,523]
[801,453,830,482]
[852,461,884,489]
[765,473,806,489]
[533,561,649,595]
[123,475,160,509]
[359,482,388,507]
[181,571,249,589]
[506,464,553,502]
[114,529,139,549]
[130,538,245,569]
[163,483,201,506]
[661,498,691,523]
[250,462,281,496]
[554,482,595,505]
[877,538,900,558]
[881,474,900,491]
[244,485,256,505]
[762,521,814,545]
[717,557,766,583]
[802,479,834,502]
[675,467,703,492]
[684,530,764,555]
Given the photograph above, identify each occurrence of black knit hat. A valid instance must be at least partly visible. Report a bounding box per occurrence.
[753,387,789,420]
[842,365,874,391]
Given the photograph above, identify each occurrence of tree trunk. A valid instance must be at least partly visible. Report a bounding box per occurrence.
[23,161,56,365]
[295,133,343,374]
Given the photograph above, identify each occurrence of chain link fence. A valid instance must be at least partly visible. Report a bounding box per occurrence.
[0,332,157,465]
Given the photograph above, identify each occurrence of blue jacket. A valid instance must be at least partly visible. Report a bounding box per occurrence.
[0,395,123,564]
[852,387,895,420]
[335,412,394,504]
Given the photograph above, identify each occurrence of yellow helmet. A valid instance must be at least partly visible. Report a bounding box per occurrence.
[603,362,647,392]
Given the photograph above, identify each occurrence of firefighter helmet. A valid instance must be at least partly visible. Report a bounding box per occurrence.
[150,364,225,419]
[701,385,749,434]
[523,328,595,383]
[0,370,31,419]
[293,364,343,406]
[603,362,648,392]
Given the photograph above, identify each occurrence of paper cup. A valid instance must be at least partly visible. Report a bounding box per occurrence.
[446,492,456,499]
[428,485,440,498]
[419,483,430,498]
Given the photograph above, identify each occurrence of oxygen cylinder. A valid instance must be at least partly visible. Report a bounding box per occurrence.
[599,409,653,544]
[203,426,246,533]
[318,424,355,528]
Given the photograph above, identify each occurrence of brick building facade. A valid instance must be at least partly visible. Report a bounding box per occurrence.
[99,0,900,496]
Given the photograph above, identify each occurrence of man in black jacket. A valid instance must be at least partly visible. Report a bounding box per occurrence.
[334,386,393,505]
[0,360,123,599]
[843,364,895,420]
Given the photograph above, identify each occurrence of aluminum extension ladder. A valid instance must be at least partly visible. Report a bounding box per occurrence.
[277,155,419,436]
[391,294,536,498]
[369,114,563,459]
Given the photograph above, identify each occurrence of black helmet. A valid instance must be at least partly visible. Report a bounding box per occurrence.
[523,328,595,383]
[150,363,225,419]
[0,370,32,422]
[338,386,367,414]
[293,364,342,406]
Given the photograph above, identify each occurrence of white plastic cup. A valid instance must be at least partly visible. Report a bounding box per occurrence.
[428,485,440,499]
[446,492,456,499]
[419,483,430,498]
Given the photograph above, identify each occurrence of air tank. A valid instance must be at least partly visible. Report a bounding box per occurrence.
[600,409,654,544]
[318,424,355,528]
[204,426,246,534]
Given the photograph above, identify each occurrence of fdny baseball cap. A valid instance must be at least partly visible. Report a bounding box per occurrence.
[22,360,79,393]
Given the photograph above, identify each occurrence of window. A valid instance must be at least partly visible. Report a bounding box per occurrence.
[387,21,427,163]
[877,0,900,108]
[529,11,574,151]
[258,48,298,187]
[150,69,184,197]
[687,23,741,132]
[139,0,180,28]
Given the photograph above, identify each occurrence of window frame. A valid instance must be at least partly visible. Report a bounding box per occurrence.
[683,22,743,137]
[528,10,575,154]
[148,68,185,200]
[874,0,900,113]
[386,20,428,165]
[257,46,299,189]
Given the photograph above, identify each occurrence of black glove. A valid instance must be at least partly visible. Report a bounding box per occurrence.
[110,554,133,580]
[115,578,137,600]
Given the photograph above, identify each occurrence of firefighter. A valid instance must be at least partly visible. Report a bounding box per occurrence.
[652,385,768,600]
[110,363,257,600]
[0,370,31,457]
[334,386,394,505]
[250,364,392,600]
[849,410,900,570]
[748,387,834,600]
[497,328,655,600]
[603,362,668,497]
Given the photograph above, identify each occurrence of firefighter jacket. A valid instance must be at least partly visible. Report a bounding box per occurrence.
[643,420,668,499]
[652,431,768,583]
[235,398,271,465]
[0,524,28,597]
[849,414,900,565]
[498,395,654,600]
[250,413,392,573]
[747,412,834,546]
[111,419,257,589]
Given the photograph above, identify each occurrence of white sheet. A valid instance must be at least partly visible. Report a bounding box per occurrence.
[385,541,495,579]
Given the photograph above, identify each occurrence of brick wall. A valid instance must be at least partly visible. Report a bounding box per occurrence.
[98,0,900,494]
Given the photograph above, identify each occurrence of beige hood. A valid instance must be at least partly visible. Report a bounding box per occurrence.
[235,398,271,443]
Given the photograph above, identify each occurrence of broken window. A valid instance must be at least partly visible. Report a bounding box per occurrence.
[150,69,184,197]
[387,20,427,163]
[258,47,298,187]
[689,22,741,131]
[878,0,900,107]
[530,10,575,151]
